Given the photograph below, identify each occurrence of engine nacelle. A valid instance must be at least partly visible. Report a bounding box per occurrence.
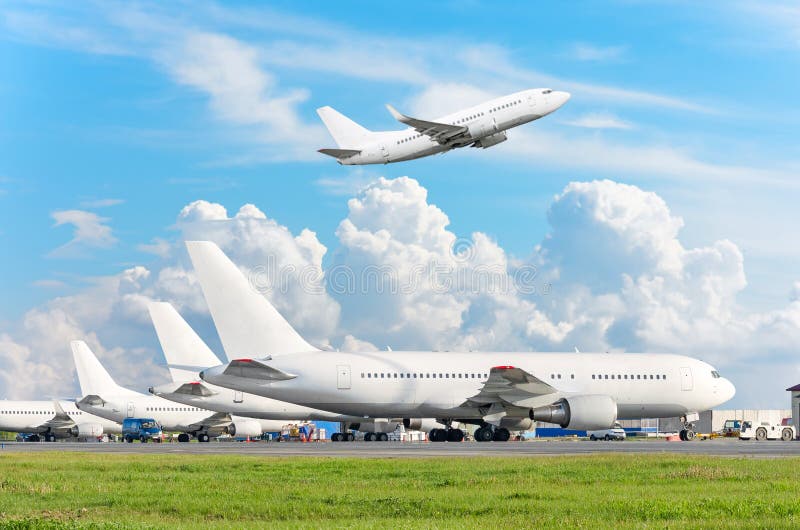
[226,420,262,438]
[403,418,422,430]
[499,417,533,431]
[474,131,507,149]
[529,395,617,431]
[70,422,103,438]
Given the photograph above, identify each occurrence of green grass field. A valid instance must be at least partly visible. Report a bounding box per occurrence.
[0,453,798,529]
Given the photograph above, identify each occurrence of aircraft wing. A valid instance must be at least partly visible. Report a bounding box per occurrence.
[386,104,468,143]
[40,400,77,431]
[181,411,234,433]
[462,366,559,424]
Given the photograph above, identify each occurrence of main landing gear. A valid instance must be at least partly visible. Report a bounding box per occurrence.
[474,425,511,442]
[331,432,355,442]
[364,432,389,442]
[428,428,465,442]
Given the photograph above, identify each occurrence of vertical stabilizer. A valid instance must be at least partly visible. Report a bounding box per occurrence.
[316,106,371,147]
[148,302,222,381]
[185,241,319,360]
[70,341,141,398]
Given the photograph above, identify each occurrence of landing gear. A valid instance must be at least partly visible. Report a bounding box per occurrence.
[376,432,388,442]
[44,433,57,442]
[331,433,341,442]
[447,429,464,442]
[474,426,494,442]
[679,429,696,441]
[197,433,210,443]
[428,428,448,442]
[177,433,190,443]
[364,432,374,442]
[331,432,355,442]
[493,428,511,442]
[27,434,40,442]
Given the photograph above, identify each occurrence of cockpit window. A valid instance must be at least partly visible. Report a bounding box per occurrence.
[543,89,553,94]
[711,370,720,378]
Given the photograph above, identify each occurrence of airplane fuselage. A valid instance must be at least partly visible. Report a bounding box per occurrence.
[0,400,121,437]
[202,351,735,424]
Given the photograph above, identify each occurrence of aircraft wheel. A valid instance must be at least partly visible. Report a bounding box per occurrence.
[177,433,190,443]
[782,428,794,442]
[475,427,494,442]
[679,429,687,441]
[447,429,464,442]
[28,434,40,443]
[199,433,211,443]
[346,432,355,442]
[684,430,696,441]
[331,433,341,442]
[493,427,511,442]
[364,432,373,442]
[377,432,389,442]
[755,428,767,441]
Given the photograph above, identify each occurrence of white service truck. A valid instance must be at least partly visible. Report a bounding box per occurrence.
[739,421,795,441]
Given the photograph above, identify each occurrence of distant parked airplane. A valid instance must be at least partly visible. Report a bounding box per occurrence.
[317,88,569,164]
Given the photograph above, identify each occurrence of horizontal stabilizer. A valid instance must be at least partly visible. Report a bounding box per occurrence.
[222,358,297,382]
[318,148,361,159]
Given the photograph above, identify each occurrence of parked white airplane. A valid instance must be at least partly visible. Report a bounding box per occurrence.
[317,88,569,165]
[191,241,736,443]
[0,399,119,442]
[179,246,444,440]
[71,341,280,442]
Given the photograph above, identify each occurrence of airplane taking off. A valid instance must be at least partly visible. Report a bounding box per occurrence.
[0,399,120,442]
[191,241,736,443]
[316,88,570,165]
[71,341,280,442]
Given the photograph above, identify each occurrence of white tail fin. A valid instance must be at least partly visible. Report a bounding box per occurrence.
[70,341,141,398]
[148,302,222,382]
[316,106,371,147]
[185,241,318,360]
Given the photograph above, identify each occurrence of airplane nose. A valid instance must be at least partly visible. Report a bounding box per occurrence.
[721,378,736,402]
[556,91,571,106]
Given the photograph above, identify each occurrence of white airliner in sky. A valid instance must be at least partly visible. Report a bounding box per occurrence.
[0,399,119,442]
[317,88,570,165]
[192,241,736,443]
[71,341,280,442]
[180,245,443,440]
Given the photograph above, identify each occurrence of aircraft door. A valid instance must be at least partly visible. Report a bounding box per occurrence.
[337,365,351,390]
[234,391,244,404]
[679,367,693,391]
[379,144,389,161]
[527,93,536,110]
[126,402,135,418]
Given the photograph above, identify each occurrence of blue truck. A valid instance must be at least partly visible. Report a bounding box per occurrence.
[122,418,163,443]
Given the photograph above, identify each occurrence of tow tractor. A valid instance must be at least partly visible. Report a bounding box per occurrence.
[739,420,795,441]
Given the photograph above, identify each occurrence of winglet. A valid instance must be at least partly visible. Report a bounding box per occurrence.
[385,104,407,123]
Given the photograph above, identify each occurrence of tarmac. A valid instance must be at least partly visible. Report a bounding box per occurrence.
[2,439,800,458]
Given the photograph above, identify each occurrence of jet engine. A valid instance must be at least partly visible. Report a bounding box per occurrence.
[403,418,423,430]
[529,395,617,430]
[70,423,103,438]
[499,417,533,431]
[474,131,507,149]
[226,420,262,438]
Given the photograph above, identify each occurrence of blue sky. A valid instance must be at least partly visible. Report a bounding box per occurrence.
[1,1,799,407]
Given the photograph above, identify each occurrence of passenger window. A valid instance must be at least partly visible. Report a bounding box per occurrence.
[367,373,371,378]
[649,375,654,379]
[361,373,364,378]
[663,374,667,380]
[557,374,562,379]
[571,374,574,379]
[604,375,608,379]
[592,374,595,379]
[551,374,555,379]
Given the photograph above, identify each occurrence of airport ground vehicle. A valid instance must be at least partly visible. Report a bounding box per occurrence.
[739,421,795,441]
[719,419,742,437]
[122,418,163,443]
[588,426,626,441]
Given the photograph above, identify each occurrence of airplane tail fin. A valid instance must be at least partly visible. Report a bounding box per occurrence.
[148,302,222,382]
[70,341,141,398]
[316,106,371,148]
[185,241,319,360]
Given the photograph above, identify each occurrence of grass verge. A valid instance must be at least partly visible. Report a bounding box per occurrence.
[0,453,798,528]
